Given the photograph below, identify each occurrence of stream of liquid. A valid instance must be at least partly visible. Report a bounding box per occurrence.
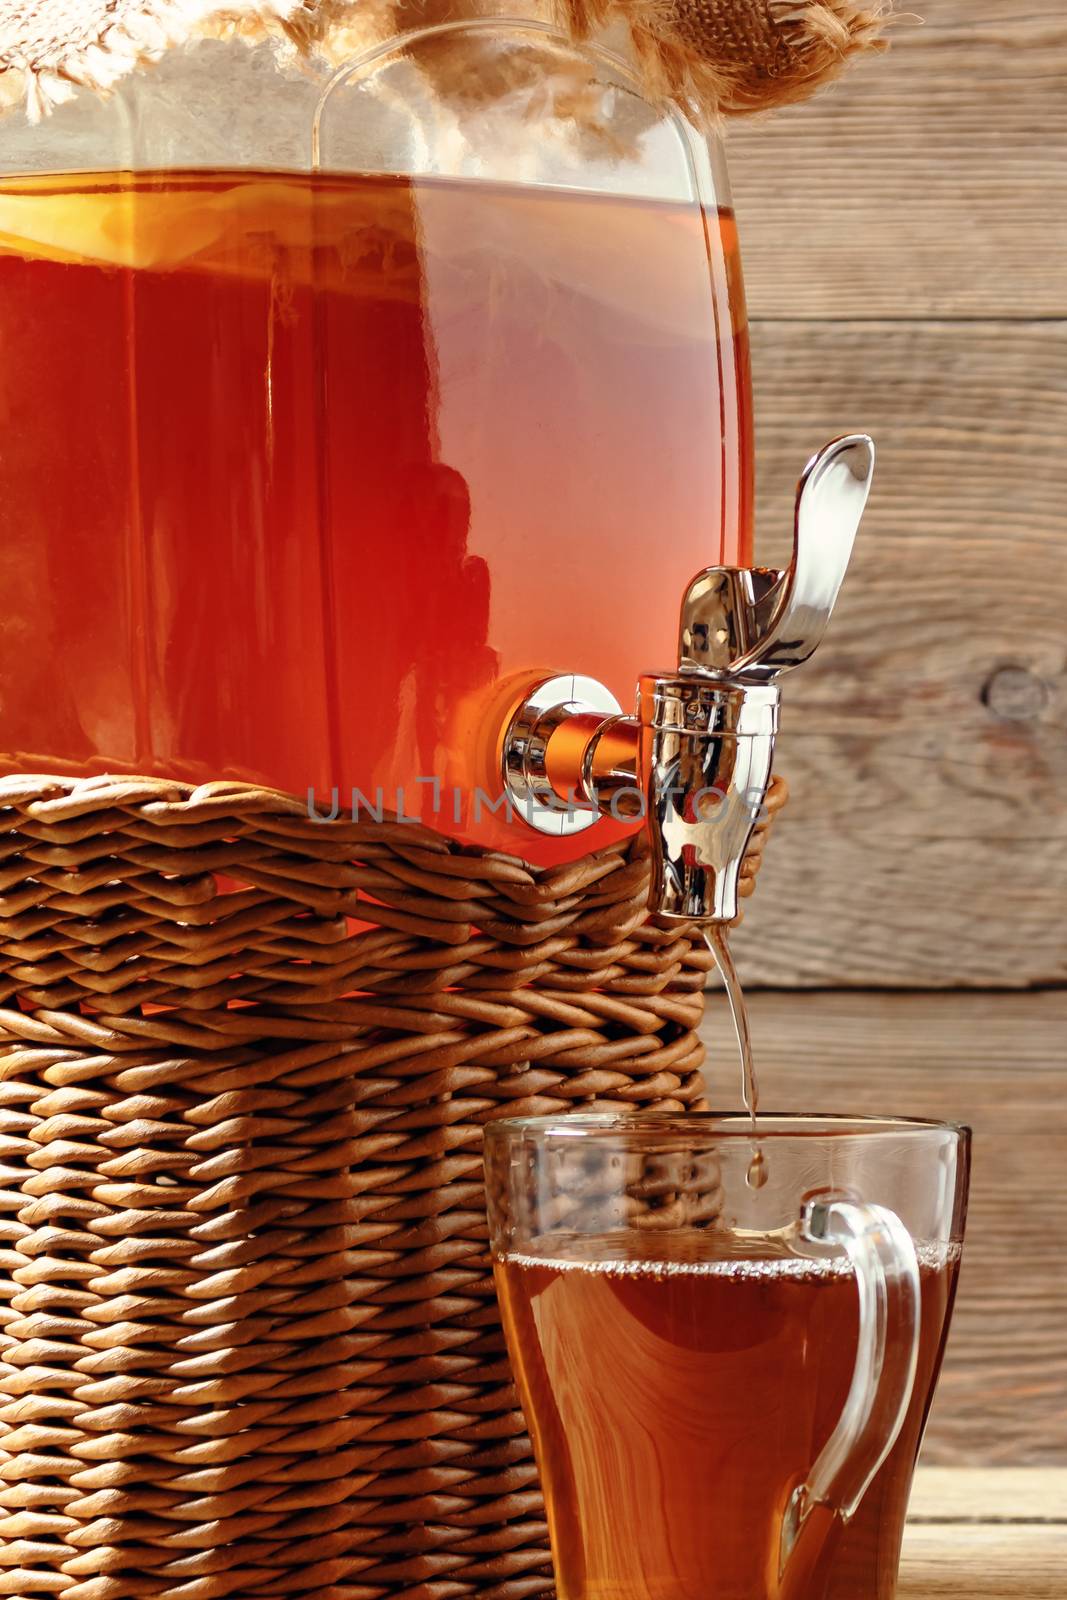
[705,926,766,1188]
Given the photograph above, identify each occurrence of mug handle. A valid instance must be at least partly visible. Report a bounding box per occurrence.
[780,1194,921,1573]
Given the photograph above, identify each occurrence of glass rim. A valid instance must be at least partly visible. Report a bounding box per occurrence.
[484,1111,970,1143]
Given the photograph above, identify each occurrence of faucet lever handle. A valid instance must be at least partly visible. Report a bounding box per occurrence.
[678,565,782,673]
[731,433,874,681]
[677,434,874,683]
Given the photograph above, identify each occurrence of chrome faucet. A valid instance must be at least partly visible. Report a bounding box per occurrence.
[500,435,874,923]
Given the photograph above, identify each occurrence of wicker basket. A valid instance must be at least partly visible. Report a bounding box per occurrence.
[0,771,783,1600]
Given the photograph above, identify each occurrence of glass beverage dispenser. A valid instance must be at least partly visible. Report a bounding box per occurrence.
[0,16,751,832]
[0,10,881,1599]
[0,4,871,909]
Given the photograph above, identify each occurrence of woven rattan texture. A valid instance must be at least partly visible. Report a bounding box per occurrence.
[0,772,782,1600]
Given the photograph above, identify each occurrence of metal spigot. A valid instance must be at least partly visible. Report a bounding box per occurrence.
[500,436,874,922]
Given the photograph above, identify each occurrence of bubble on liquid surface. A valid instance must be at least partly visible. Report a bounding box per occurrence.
[505,1237,962,1280]
[746,1149,768,1189]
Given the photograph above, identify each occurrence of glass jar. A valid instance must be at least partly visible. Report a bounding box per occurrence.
[0,9,751,857]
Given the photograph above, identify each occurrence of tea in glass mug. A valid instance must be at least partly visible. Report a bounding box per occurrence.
[487,1114,970,1600]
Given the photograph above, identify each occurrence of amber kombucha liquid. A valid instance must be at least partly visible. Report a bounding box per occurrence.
[0,168,751,855]
[496,1233,961,1600]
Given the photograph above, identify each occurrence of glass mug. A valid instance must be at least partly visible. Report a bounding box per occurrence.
[486,1114,970,1600]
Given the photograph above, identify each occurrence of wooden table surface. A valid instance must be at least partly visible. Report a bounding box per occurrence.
[903,1470,1066,1596]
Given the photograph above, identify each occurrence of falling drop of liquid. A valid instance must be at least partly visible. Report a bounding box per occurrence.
[705,926,766,1189]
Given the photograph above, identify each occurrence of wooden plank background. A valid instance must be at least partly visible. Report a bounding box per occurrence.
[726,0,1067,990]
[708,0,1067,1467]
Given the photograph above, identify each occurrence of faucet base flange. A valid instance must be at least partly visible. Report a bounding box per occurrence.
[501,674,622,836]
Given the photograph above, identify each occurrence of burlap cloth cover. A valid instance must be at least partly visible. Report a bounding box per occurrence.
[0,771,784,1599]
[0,0,891,122]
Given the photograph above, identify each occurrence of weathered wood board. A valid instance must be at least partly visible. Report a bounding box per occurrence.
[900,1522,1067,1599]
[902,1465,1067,1593]
[911,1467,1067,1522]
[729,0,1067,320]
[721,0,1067,988]
[902,1469,1067,1597]
[733,320,1067,989]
